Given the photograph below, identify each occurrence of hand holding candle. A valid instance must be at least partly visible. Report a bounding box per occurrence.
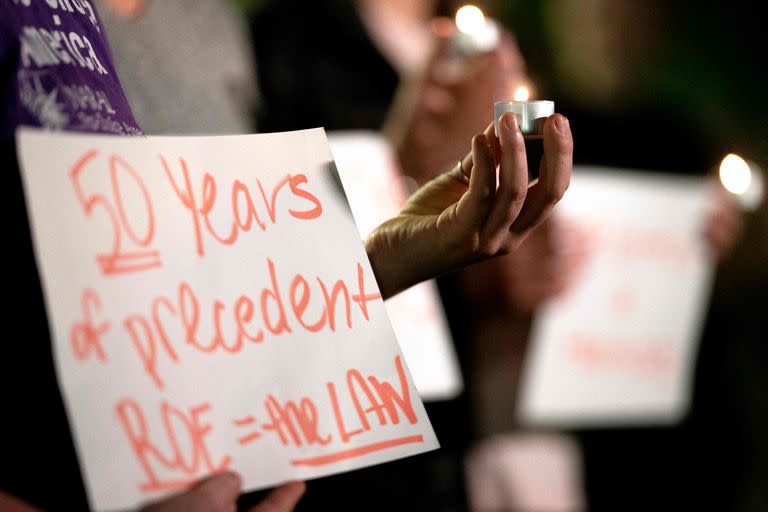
[387,8,526,183]
[437,5,503,84]
[452,5,501,55]
[369,114,573,298]
[699,152,763,261]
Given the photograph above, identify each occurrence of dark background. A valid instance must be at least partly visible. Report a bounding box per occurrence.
[247,1,767,510]
[491,2,767,510]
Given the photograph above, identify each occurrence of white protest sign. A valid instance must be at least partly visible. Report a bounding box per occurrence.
[328,132,462,401]
[518,167,714,427]
[17,128,438,511]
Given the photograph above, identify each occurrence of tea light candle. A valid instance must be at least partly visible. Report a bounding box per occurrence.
[494,86,555,137]
[452,5,500,55]
[495,87,556,182]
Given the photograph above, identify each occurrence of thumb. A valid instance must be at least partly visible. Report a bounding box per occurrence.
[249,482,306,512]
[141,472,242,512]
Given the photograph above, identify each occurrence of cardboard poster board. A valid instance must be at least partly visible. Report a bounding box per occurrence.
[328,132,462,400]
[17,128,438,510]
[519,167,714,427]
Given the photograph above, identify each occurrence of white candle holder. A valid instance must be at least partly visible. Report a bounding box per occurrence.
[494,100,555,137]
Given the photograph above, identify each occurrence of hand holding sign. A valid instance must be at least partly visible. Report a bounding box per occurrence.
[19,128,441,511]
[367,112,573,298]
[17,117,571,510]
[140,473,305,512]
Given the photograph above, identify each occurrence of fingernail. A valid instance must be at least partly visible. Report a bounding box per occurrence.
[503,112,519,134]
[554,115,569,133]
[504,112,517,131]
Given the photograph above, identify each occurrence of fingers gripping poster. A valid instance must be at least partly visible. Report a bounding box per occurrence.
[17,128,438,511]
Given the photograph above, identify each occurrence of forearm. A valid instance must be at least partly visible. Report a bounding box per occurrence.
[365,215,465,299]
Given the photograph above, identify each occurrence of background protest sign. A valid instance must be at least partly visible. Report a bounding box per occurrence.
[17,128,438,511]
[518,167,714,427]
[328,132,462,401]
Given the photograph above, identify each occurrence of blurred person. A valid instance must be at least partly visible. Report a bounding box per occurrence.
[538,2,756,511]
[253,0,431,133]
[1,4,573,511]
[384,16,525,183]
[458,181,741,512]
[494,1,760,510]
[99,0,258,135]
[253,0,526,181]
[251,1,531,510]
[254,3,748,512]
[405,3,743,510]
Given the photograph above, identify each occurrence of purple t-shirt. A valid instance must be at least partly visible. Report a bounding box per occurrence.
[0,0,141,141]
[1,2,140,508]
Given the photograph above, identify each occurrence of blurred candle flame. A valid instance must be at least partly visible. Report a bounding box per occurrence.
[720,153,751,195]
[514,85,530,101]
[455,5,486,35]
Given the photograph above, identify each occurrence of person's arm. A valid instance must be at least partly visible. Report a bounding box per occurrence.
[367,112,573,299]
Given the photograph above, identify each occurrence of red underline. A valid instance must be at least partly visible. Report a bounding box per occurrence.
[290,435,424,467]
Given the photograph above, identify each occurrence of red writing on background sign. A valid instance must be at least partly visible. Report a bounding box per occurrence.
[567,333,676,377]
[567,218,697,268]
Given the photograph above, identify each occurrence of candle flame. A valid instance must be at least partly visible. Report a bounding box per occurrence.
[720,153,751,195]
[455,5,486,35]
[514,86,530,101]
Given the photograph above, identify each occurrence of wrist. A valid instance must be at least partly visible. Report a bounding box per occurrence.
[365,215,467,299]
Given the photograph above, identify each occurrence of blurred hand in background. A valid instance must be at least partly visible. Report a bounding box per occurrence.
[386,18,527,185]
[368,114,573,299]
[705,186,743,261]
[458,216,591,314]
